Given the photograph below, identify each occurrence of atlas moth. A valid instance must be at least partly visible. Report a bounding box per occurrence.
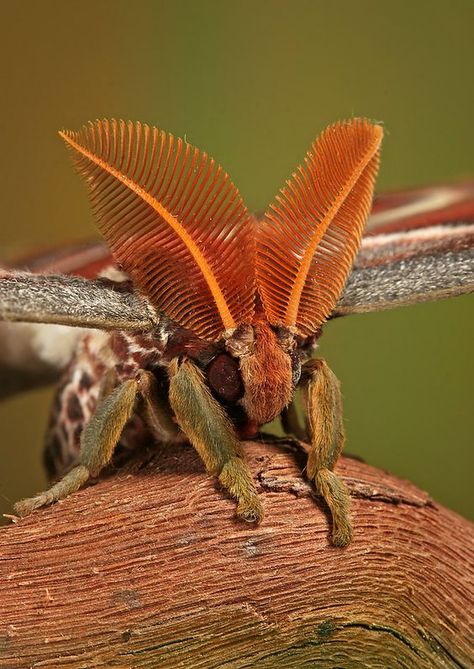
[0,118,473,546]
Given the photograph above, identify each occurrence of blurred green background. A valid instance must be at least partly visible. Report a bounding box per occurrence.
[0,0,472,520]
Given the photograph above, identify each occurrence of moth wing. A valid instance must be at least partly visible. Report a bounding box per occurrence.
[15,239,112,278]
[0,269,154,331]
[367,180,474,234]
[334,181,474,316]
[0,320,79,399]
[0,267,157,398]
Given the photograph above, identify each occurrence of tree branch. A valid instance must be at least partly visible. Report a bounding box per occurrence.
[0,439,472,668]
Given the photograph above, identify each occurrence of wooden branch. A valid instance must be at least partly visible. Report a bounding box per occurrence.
[0,440,472,668]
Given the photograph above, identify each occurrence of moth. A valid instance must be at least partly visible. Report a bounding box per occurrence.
[1,119,473,546]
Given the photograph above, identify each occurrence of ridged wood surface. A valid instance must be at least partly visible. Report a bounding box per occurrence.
[0,440,472,668]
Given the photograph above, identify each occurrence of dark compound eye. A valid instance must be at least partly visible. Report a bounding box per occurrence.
[207,353,244,403]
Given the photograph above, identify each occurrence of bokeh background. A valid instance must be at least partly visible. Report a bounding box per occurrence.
[0,0,472,520]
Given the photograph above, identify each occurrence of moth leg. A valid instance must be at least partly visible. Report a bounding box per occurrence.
[97,367,119,403]
[301,359,352,547]
[135,370,179,442]
[281,400,308,441]
[168,357,263,523]
[15,379,139,516]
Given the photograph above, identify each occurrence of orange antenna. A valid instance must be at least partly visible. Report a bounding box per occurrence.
[60,120,255,340]
[256,119,383,335]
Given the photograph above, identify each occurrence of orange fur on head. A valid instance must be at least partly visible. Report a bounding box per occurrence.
[238,321,293,425]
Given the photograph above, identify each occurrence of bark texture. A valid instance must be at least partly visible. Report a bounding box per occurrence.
[0,439,472,668]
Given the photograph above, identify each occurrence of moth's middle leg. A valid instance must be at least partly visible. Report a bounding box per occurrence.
[168,357,263,523]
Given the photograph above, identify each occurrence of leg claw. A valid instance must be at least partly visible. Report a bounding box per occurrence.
[237,497,264,524]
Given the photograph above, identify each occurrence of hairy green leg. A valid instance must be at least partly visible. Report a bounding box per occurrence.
[168,357,263,523]
[97,367,119,403]
[14,379,139,516]
[281,399,308,441]
[96,368,177,443]
[300,359,352,547]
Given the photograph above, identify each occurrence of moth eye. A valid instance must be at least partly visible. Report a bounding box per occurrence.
[207,354,244,403]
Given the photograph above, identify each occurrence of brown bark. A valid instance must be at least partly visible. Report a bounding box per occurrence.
[0,439,472,668]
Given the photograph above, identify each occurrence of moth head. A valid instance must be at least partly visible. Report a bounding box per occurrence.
[224,321,299,425]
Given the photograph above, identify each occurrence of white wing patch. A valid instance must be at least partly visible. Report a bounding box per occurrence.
[361,222,474,250]
[369,185,471,228]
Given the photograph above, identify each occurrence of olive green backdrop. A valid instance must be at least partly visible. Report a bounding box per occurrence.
[0,0,472,520]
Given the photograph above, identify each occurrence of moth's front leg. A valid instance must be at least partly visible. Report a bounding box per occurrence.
[168,357,263,523]
[301,359,352,547]
[15,378,139,516]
